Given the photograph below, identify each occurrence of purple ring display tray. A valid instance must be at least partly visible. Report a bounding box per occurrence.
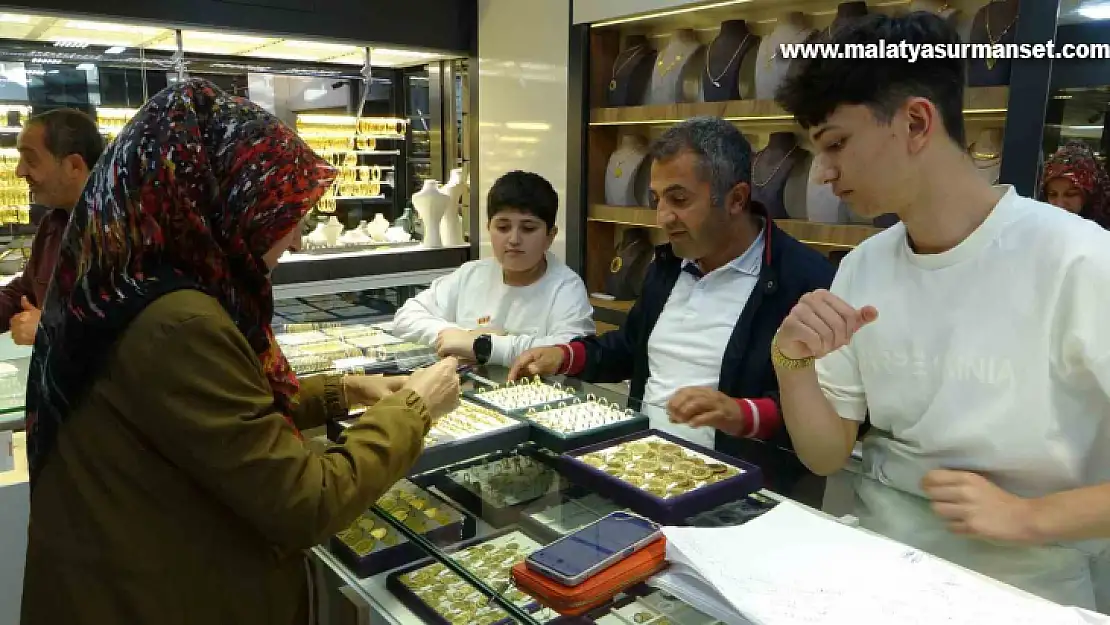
[556,429,763,525]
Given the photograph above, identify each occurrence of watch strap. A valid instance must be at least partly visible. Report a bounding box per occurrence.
[771,334,815,370]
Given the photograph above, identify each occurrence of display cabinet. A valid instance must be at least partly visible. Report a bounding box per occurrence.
[565,0,1059,328]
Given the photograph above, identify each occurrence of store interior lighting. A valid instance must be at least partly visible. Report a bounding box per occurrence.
[1079,1,1110,19]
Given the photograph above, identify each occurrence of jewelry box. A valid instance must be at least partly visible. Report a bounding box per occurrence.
[328,399,530,475]
[464,376,579,413]
[521,396,649,453]
[559,431,763,524]
[387,529,567,625]
[329,479,475,578]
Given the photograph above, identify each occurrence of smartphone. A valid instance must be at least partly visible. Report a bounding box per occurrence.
[525,511,662,586]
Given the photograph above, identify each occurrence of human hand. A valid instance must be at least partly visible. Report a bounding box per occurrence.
[922,469,1040,544]
[10,296,40,346]
[508,346,565,381]
[403,357,460,420]
[343,374,409,408]
[434,328,480,361]
[666,387,746,436]
[775,289,878,360]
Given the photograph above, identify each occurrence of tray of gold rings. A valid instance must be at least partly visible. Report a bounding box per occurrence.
[328,399,531,475]
[463,375,580,413]
[330,479,475,578]
[560,431,763,524]
[521,396,649,453]
[428,451,567,528]
[387,529,568,625]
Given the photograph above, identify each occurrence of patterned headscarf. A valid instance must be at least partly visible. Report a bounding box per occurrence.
[25,79,336,489]
[1042,140,1110,228]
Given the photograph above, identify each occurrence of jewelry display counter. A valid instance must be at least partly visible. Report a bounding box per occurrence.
[307,321,1103,624]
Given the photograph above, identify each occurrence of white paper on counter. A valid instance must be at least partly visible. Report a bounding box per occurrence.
[661,501,1098,625]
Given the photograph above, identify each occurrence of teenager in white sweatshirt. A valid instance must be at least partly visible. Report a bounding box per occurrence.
[393,171,595,367]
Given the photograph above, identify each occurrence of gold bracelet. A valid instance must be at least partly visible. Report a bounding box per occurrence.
[771,334,815,370]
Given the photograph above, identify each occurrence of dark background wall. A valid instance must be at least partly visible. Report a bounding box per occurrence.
[0,0,477,53]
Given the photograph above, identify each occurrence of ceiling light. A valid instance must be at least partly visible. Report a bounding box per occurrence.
[105,46,126,54]
[53,40,89,48]
[284,40,356,51]
[372,48,436,58]
[63,20,161,34]
[0,13,31,23]
[185,31,269,45]
[1080,2,1110,19]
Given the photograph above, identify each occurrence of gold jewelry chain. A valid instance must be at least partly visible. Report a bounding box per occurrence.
[705,33,751,88]
[985,0,1018,70]
[609,45,645,91]
[752,145,799,187]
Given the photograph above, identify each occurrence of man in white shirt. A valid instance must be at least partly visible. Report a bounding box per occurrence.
[772,13,1110,609]
[393,170,594,367]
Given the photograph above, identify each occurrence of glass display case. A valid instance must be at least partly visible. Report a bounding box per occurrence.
[291,317,1109,624]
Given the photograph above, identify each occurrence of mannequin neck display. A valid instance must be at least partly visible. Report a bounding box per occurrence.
[607,35,657,107]
[968,0,1019,86]
[412,179,450,248]
[830,1,868,33]
[703,20,761,102]
[605,135,650,206]
[783,151,813,219]
[909,0,959,20]
[755,12,814,101]
[969,128,1003,185]
[647,29,704,105]
[806,157,848,223]
[751,133,804,219]
[440,169,466,247]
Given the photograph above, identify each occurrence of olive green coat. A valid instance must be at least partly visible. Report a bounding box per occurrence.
[21,290,429,625]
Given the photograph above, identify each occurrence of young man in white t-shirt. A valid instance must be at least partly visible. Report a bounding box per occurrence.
[393,170,594,367]
[772,14,1110,609]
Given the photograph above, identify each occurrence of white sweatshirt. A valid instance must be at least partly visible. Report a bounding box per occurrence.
[392,253,595,366]
[817,186,1110,608]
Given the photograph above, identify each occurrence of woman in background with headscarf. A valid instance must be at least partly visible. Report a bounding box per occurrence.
[1042,140,1110,229]
[20,79,459,625]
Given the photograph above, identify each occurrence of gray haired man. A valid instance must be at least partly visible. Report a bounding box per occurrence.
[510,116,835,502]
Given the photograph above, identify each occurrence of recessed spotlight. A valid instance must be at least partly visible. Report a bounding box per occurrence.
[105,46,126,54]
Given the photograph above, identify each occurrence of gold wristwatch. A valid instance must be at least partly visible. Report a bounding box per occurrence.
[771,334,815,370]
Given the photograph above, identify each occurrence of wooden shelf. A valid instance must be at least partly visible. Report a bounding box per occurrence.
[588,86,1009,127]
[586,205,882,252]
[590,296,635,313]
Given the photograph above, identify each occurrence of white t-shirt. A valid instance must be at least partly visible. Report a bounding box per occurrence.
[818,186,1110,609]
[392,253,595,366]
[641,232,763,448]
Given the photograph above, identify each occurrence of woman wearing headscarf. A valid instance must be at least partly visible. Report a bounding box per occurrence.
[1042,140,1110,229]
[20,79,459,625]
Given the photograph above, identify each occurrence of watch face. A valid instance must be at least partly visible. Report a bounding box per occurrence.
[474,335,492,363]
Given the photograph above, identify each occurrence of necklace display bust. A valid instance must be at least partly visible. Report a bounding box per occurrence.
[830,1,868,34]
[968,0,1019,86]
[909,0,959,21]
[646,29,705,105]
[702,20,760,102]
[607,35,657,107]
[605,135,651,207]
[440,168,466,246]
[970,128,1003,184]
[806,157,849,224]
[755,13,814,101]
[412,179,450,248]
[752,132,807,219]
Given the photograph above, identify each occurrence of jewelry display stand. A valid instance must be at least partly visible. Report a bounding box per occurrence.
[909,0,960,21]
[783,150,812,219]
[968,0,1019,87]
[412,179,450,248]
[604,135,650,206]
[645,29,705,105]
[440,168,466,247]
[806,157,848,223]
[754,13,814,101]
[830,1,869,34]
[606,35,657,107]
[701,20,760,102]
[752,132,806,219]
[970,127,1003,184]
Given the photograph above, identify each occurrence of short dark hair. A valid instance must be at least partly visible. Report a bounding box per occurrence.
[649,116,752,207]
[775,13,966,147]
[26,108,105,171]
[487,170,559,230]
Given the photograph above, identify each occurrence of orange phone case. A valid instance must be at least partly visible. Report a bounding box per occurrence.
[510,536,668,617]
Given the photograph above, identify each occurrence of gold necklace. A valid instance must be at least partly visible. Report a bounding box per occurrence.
[609,45,645,91]
[705,33,751,88]
[657,51,684,78]
[752,145,799,187]
[971,148,1001,161]
[985,1,1017,70]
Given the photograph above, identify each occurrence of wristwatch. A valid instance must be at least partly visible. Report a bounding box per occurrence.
[472,334,493,365]
[771,334,815,370]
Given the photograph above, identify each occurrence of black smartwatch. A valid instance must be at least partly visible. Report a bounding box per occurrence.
[472,334,492,365]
